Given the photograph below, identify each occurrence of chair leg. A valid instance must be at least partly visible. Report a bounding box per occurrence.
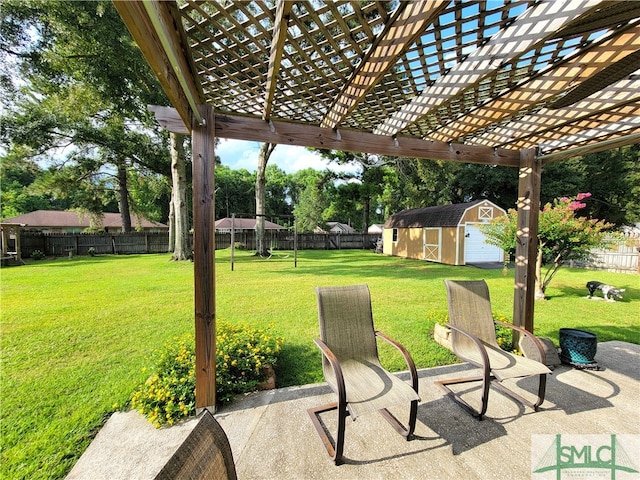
[535,373,547,411]
[491,373,547,412]
[435,374,490,420]
[378,399,418,439]
[307,402,347,465]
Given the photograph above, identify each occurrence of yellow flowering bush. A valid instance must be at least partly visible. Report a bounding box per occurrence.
[216,322,284,403]
[130,322,284,427]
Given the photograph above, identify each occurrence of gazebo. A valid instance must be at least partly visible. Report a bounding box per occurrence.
[113,0,640,411]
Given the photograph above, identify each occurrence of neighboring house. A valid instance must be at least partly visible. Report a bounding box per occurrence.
[215,217,285,233]
[382,200,506,265]
[315,222,356,234]
[368,224,384,234]
[2,210,168,234]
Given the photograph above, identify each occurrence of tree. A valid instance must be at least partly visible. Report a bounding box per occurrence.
[291,169,328,232]
[0,148,57,219]
[264,164,294,219]
[311,149,393,232]
[482,193,614,300]
[1,1,170,230]
[255,142,276,256]
[169,133,190,260]
[214,165,255,219]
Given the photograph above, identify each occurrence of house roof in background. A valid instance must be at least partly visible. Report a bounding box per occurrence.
[3,210,168,229]
[384,200,502,228]
[215,217,285,230]
[326,222,356,233]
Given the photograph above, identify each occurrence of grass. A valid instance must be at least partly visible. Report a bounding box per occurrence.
[1,249,638,479]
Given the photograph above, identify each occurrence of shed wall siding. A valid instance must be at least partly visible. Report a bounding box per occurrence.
[441,227,458,265]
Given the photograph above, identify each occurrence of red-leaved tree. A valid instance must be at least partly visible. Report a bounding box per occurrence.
[482,193,615,300]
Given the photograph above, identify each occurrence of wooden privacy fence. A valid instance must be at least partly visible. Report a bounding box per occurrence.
[569,233,639,274]
[20,232,172,257]
[19,231,382,258]
[17,231,638,273]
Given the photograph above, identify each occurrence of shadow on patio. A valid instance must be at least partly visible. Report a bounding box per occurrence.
[68,341,639,479]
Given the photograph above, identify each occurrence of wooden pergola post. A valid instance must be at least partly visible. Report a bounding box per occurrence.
[513,148,540,333]
[191,105,217,411]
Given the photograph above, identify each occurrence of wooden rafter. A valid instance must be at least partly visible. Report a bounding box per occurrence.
[373,0,603,136]
[321,1,447,129]
[263,0,293,121]
[430,24,640,143]
[114,0,195,131]
[471,76,640,147]
[538,131,640,164]
[141,1,204,126]
[514,104,640,151]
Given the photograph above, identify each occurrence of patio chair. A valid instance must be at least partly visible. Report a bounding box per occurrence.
[308,284,420,465]
[155,410,237,480]
[436,280,550,420]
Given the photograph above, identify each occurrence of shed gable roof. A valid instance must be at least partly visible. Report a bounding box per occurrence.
[384,200,488,228]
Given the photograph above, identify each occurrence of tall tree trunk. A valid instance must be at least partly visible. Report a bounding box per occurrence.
[117,159,132,232]
[168,189,175,253]
[170,132,190,260]
[534,247,546,300]
[363,195,370,234]
[255,142,276,256]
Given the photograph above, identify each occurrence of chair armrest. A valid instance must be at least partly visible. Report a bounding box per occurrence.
[375,331,418,393]
[445,323,491,380]
[313,338,346,405]
[493,321,547,365]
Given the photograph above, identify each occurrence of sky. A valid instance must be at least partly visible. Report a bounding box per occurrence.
[215,139,360,175]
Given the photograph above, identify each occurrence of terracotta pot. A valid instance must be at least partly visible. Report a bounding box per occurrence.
[258,364,276,390]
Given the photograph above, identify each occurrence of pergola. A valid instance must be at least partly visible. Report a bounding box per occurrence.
[113,0,640,410]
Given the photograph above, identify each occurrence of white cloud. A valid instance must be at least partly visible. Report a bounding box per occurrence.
[216,139,360,175]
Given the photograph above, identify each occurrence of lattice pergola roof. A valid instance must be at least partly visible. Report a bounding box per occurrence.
[115,0,640,165]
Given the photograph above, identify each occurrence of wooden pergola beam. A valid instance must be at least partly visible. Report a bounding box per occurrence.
[113,0,198,131]
[472,77,640,147]
[513,149,540,333]
[430,24,640,142]
[263,0,293,121]
[149,107,521,165]
[374,0,604,136]
[321,0,448,129]
[538,131,640,164]
[191,105,217,411]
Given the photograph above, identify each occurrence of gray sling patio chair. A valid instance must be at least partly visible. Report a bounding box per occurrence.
[155,410,237,480]
[436,280,550,420]
[308,284,420,465]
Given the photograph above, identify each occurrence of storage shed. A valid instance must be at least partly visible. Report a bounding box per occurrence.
[382,200,506,265]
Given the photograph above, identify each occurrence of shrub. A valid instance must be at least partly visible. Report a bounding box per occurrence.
[130,322,284,427]
[30,250,45,260]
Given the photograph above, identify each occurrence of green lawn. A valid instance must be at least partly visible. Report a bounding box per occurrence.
[1,250,638,479]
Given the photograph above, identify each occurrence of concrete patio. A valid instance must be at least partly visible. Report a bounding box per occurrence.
[69,341,639,479]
